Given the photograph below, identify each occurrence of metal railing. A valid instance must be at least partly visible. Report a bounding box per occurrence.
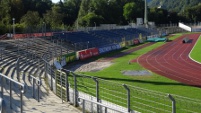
[0,39,46,113]
[41,28,199,113]
[78,97,130,113]
[0,73,25,113]
[51,69,173,113]
[50,68,201,113]
[22,71,42,102]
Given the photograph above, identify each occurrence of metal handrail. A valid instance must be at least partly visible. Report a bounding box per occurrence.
[0,73,25,113]
[23,71,42,102]
[0,73,25,89]
[78,97,130,113]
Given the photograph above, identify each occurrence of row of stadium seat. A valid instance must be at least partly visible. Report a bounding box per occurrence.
[53,28,154,48]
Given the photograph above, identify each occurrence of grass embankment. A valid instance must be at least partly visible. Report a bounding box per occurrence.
[78,33,201,100]
[190,34,201,63]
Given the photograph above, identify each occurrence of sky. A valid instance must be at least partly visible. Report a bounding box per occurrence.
[52,0,61,3]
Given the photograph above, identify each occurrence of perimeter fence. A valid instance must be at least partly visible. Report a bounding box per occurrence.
[43,59,201,113]
[41,26,201,113]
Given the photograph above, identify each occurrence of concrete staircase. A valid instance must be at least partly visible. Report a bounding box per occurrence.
[0,38,81,113]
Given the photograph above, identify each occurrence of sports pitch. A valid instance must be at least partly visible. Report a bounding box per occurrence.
[74,33,201,100]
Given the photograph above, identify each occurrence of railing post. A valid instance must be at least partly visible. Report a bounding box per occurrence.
[93,77,100,113]
[123,84,131,112]
[82,99,86,113]
[37,59,40,77]
[22,71,26,81]
[37,80,41,102]
[0,48,3,60]
[60,69,63,103]
[1,77,3,98]
[65,70,69,102]
[17,45,19,56]
[26,50,28,64]
[16,58,20,81]
[105,107,107,113]
[32,79,35,98]
[72,73,78,107]
[10,81,12,109]
[44,61,47,78]
[20,86,24,113]
[168,94,176,113]
[50,68,53,91]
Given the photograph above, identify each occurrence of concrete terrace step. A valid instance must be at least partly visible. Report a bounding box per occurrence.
[0,38,81,113]
[1,78,81,113]
[2,58,43,84]
[1,65,82,112]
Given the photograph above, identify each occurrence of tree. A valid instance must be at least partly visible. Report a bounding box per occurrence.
[20,11,41,33]
[0,0,11,25]
[62,0,81,26]
[20,11,41,27]
[10,0,24,22]
[43,5,64,30]
[79,12,103,27]
[148,7,169,24]
[123,2,144,23]
[182,4,201,23]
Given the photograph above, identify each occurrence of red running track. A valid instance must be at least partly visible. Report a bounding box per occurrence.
[137,33,201,87]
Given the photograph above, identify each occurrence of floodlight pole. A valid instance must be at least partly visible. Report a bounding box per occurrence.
[87,41,89,49]
[43,22,46,37]
[12,18,15,39]
[44,22,46,37]
[144,0,148,28]
[42,23,43,37]
[94,22,96,30]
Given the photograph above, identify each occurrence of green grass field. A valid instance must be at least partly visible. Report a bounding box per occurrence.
[59,33,201,112]
[77,33,201,100]
[190,35,201,63]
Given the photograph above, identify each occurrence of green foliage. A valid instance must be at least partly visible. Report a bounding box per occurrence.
[149,7,168,24]
[63,0,81,25]
[0,0,11,25]
[123,2,144,22]
[20,11,41,28]
[0,23,7,34]
[123,2,136,21]
[0,0,201,34]
[79,12,103,27]
[43,5,64,30]
[15,23,25,33]
[78,0,91,17]
[149,0,201,13]
[182,4,201,22]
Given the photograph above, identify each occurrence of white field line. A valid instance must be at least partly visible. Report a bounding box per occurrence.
[189,34,201,64]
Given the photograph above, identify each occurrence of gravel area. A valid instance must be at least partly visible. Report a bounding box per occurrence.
[122,70,152,76]
[66,43,155,73]
[67,61,113,72]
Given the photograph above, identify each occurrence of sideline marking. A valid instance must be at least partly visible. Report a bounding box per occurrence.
[189,34,201,64]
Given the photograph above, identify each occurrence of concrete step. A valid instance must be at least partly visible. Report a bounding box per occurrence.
[0,38,80,113]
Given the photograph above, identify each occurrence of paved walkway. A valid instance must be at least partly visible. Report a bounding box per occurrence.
[2,78,81,113]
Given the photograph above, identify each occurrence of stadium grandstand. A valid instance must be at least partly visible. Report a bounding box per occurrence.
[0,23,190,113]
[53,27,159,50]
